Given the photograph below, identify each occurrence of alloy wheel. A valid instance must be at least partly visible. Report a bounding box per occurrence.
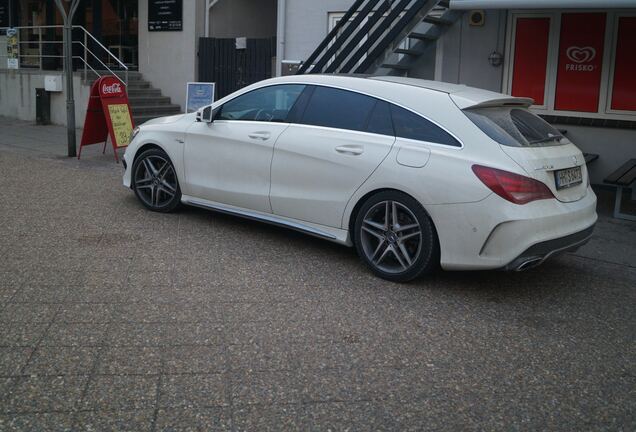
[359,200,423,274]
[133,154,178,209]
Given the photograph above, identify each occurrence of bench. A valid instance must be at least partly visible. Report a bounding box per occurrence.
[604,159,636,221]
[583,153,599,164]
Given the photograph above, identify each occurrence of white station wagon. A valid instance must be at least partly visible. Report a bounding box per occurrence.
[123,75,597,281]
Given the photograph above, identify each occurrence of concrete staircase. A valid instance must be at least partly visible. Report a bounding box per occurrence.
[86,71,182,125]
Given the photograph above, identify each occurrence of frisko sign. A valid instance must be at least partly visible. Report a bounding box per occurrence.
[554,13,605,113]
[79,76,135,162]
[565,46,597,72]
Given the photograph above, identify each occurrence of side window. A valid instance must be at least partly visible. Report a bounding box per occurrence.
[390,105,461,147]
[300,86,376,132]
[218,85,305,122]
[366,100,394,136]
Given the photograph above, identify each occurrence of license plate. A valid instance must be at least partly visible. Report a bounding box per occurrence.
[555,166,582,189]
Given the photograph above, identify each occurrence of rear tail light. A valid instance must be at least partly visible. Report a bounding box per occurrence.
[472,165,554,205]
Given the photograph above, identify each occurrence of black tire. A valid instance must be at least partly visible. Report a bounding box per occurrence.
[353,191,439,282]
[132,148,181,213]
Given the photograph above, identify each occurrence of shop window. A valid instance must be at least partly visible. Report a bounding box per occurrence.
[511,17,550,106]
[506,11,636,119]
[611,17,636,111]
[554,13,606,112]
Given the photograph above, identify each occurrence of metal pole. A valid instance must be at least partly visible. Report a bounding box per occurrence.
[54,0,81,158]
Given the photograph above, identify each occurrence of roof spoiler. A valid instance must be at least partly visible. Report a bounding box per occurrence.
[451,95,534,109]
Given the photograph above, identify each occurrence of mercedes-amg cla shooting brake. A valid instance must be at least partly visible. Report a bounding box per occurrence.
[123,75,597,282]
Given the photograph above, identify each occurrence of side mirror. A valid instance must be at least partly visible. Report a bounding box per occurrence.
[196,106,215,123]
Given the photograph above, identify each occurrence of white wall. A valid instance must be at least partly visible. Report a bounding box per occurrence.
[0,70,90,127]
[138,0,205,111]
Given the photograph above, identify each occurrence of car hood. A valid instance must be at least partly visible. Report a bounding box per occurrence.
[141,113,191,127]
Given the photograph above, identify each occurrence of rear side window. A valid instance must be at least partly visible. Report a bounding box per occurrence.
[464,107,565,147]
[366,101,394,136]
[300,86,376,132]
[390,105,461,147]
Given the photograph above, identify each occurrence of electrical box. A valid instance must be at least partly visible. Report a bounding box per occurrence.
[44,75,63,92]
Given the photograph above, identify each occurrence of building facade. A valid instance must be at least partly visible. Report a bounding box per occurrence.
[0,0,634,184]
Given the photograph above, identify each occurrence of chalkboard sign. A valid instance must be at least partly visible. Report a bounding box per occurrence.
[148,0,182,32]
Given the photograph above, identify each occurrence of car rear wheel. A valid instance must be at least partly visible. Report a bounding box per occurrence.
[132,148,181,213]
[354,191,439,282]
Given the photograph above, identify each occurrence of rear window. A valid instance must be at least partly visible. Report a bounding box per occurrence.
[464,107,565,147]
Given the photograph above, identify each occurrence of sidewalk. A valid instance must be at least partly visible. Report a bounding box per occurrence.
[1,115,634,269]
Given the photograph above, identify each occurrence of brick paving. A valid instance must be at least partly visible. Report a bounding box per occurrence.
[0,118,634,431]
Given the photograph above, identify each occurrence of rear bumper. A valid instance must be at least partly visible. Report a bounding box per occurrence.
[502,224,595,271]
[430,186,598,271]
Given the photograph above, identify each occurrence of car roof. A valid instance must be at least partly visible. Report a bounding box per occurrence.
[265,74,533,109]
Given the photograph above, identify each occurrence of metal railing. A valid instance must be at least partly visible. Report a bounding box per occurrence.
[0,25,128,85]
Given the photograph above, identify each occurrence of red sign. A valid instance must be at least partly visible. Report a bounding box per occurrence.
[511,17,551,105]
[611,17,636,111]
[554,13,606,113]
[79,76,135,162]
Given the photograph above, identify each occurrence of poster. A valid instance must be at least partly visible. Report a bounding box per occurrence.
[107,104,134,148]
[186,82,215,113]
[6,28,18,69]
[148,0,183,31]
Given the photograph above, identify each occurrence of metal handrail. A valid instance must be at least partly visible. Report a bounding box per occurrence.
[0,25,129,85]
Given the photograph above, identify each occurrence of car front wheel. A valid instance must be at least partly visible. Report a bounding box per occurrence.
[132,148,181,213]
[354,191,439,282]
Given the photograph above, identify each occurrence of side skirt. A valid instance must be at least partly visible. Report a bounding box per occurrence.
[181,195,352,245]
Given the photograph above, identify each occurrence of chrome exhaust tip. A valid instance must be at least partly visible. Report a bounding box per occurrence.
[515,257,543,271]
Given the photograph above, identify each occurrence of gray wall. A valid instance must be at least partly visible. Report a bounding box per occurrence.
[0,70,90,127]
[138,0,205,111]
[431,10,506,91]
[209,0,277,38]
[283,0,354,62]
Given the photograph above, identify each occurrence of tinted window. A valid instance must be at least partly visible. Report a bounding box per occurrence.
[301,86,376,132]
[463,107,565,147]
[218,85,305,122]
[366,101,394,136]
[391,105,460,147]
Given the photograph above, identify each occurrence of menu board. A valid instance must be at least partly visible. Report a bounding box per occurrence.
[148,0,183,31]
[107,104,134,148]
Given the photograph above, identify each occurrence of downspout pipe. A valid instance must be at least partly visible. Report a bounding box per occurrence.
[276,0,286,77]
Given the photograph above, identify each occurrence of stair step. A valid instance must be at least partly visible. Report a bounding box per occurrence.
[126,81,152,89]
[382,63,411,71]
[131,104,182,115]
[408,31,437,41]
[423,15,454,25]
[394,48,423,56]
[128,96,172,106]
[437,0,450,8]
[127,88,162,97]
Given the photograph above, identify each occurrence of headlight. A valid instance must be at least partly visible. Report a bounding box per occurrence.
[129,126,141,144]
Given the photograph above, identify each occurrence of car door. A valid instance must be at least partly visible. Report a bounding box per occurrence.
[184,84,305,213]
[270,86,396,228]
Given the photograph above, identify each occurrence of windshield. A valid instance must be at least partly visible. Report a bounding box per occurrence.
[464,107,566,147]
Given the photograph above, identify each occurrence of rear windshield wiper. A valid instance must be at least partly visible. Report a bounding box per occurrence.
[528,135,564,145]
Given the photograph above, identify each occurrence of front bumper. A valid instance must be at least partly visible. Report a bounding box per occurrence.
[502,224,595,271]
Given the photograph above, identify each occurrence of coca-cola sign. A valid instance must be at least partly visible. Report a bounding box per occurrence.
[99,78,125,98]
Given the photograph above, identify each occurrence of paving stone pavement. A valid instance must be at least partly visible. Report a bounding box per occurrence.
[0,118,634,431]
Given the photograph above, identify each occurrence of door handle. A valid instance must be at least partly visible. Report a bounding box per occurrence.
[248,132,271,140]
[335,145,364,156]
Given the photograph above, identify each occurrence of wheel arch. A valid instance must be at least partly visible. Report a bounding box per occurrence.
[346,188,439,246]
[132,143,164,167]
